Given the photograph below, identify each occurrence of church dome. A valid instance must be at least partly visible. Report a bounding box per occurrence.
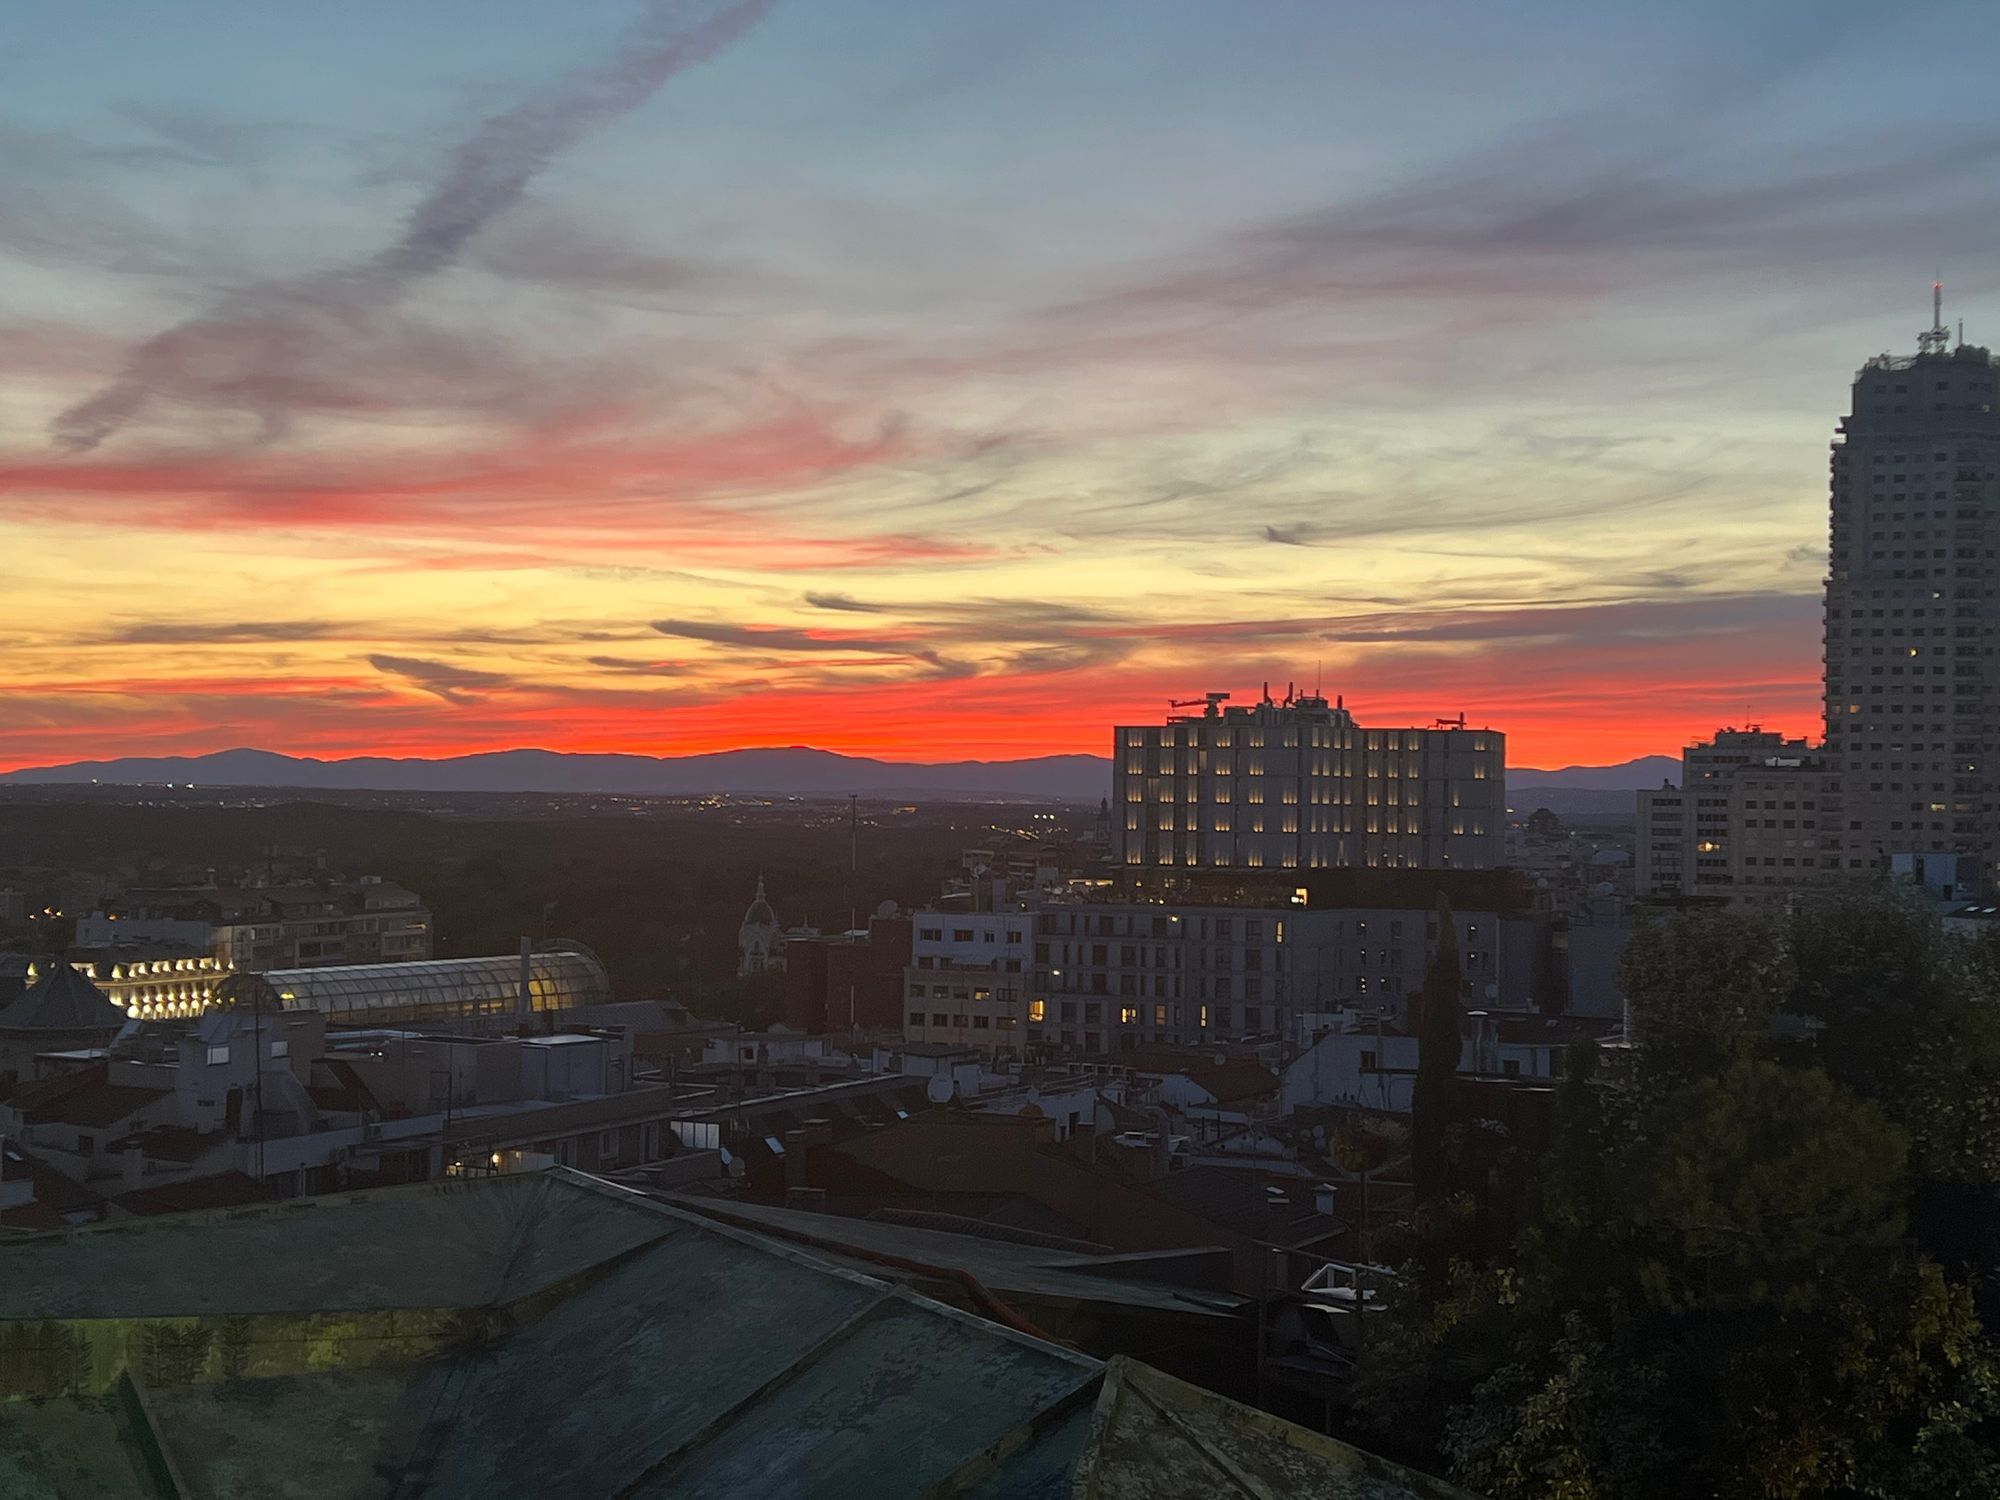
[742,875,777,931]
[738,876,785,977]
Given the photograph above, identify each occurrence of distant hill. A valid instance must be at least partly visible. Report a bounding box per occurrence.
[0,746,1116,802]
[1505,754,1675,821]
[1509,755,1679,791]
[0,745,1679,809]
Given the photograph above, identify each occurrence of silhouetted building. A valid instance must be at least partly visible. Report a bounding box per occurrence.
[0,960,122,1088]
[77,875,432,971]
[1113,686,1504,871]
[786,913,912,1034]
[1635,727,1837,909]
[735,874,785,976]
[1031,889,1541,1054]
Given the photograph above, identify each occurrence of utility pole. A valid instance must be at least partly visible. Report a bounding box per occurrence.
[847,793,860,1040]
[252,977,267,1191]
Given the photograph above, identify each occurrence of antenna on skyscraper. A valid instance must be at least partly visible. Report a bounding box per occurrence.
[1920,279,1951,355]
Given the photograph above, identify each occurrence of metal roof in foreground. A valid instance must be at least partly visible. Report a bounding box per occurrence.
[0,1169,1480,1498]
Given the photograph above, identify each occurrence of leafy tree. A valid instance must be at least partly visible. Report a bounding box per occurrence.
[1969,921,2000,1005]
[1616,909,1790,1086]
[1357,1059,2000,1499]
[1786,884,1966,1110]
[1411,901,1463,1203]
[1781,889,2000,1281]
[1911,1004,2000,1185]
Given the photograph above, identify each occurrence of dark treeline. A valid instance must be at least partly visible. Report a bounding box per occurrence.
[0,798,1045,1019]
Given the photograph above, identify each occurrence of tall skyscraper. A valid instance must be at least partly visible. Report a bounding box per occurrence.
[1112,686,1504,871]
[1825,288,2000,868]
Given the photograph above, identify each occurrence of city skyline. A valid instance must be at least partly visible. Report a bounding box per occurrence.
[8,2,2000,772]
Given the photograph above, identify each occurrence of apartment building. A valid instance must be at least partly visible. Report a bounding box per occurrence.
[1112,687,1504,872]
[76,877,433,973]
[1635,728,1837,909]
[1026,883,1540,1056]
[902,910,1032,1056]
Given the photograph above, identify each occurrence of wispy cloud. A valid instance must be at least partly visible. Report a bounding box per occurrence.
[586,654,693,676]
[367,653,511,703]
[95,619,342,645]
[49,0,776,451]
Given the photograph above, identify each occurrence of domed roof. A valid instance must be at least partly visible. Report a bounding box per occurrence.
[212,971,283,1011]
[741,875,778,931]
[0,960,122,1033]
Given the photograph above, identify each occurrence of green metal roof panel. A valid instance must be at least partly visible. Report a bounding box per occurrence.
[145,1371,433,1500]
[0,1172,1471,1499]
[0,1174,672,1320]
[634,1295,1099,1499]
[671,1196,1246,1318]
[1073,1358,1486,1500]
[406,1225,905,1497]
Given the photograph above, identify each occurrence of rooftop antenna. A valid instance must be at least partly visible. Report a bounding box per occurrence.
[1920,278,1951,355]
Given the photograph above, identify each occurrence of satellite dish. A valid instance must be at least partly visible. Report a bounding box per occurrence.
[925,1074,955,1105]
[1311,1125,1327,1144]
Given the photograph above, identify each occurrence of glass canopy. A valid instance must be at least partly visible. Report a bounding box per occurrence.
[253,950,610,1024]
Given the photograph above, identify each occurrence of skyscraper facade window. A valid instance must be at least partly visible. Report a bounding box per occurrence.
[1112,688,1504,871]
[1825,297,2000,867]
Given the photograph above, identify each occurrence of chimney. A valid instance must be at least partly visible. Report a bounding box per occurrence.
[1149,1108,1173,1181]
[1264,1184,1291,1239]
[783,1129,809,1193]
[1314,1182,1337,1216]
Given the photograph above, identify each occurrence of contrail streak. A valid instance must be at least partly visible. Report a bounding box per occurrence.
[52,0,775,452]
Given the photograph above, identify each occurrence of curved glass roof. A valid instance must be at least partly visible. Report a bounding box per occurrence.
[254,950,609,1022]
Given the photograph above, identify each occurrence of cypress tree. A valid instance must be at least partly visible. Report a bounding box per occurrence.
[1412,898,1463,1203]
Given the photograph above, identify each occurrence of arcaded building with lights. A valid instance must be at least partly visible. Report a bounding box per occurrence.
[1113,688,1505,871]
[47,946,610,1025]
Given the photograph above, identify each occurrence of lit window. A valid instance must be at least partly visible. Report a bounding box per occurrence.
[1028,999,1047,1022]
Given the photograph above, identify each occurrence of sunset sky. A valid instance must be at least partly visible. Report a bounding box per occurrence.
[7,0,2000,771]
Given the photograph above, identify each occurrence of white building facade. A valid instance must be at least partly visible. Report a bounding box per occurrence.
[902,909,1032,1056]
